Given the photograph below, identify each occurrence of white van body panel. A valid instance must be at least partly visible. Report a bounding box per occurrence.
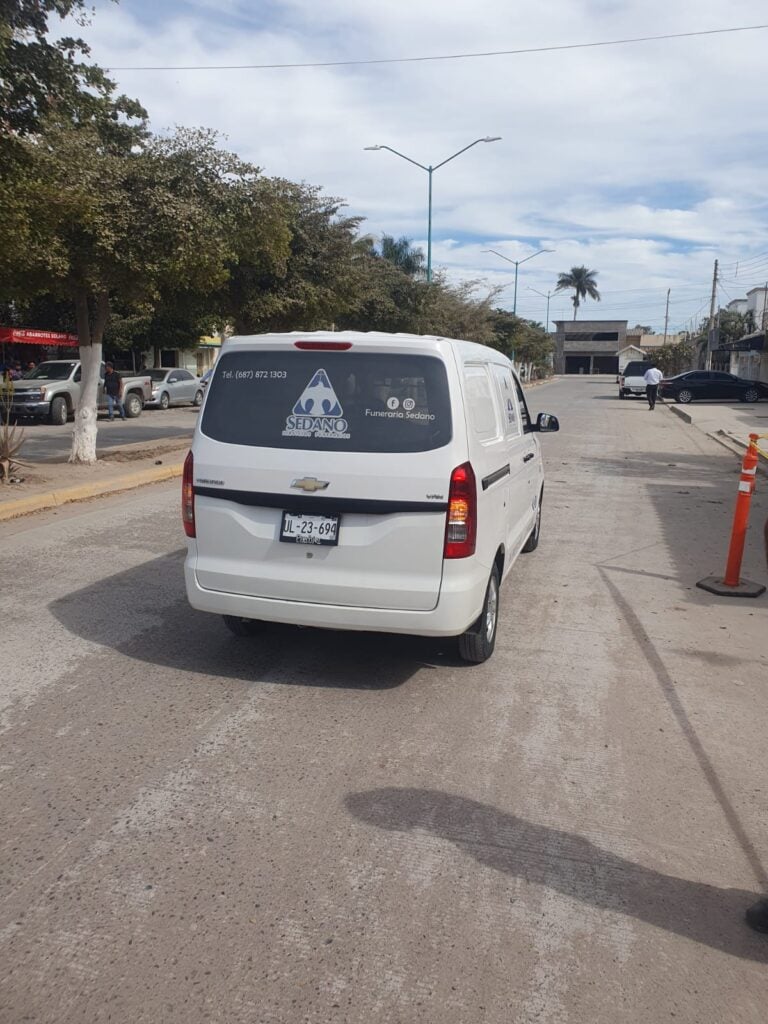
[185,331,546,638]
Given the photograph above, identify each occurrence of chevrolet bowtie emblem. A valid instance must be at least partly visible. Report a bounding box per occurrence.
[291,477,330,492]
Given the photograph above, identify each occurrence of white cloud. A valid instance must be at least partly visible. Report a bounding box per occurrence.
[59,0,768,331]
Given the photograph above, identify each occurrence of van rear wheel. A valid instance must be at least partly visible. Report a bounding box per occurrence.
[458,566,499,664]
[223,615,261,637]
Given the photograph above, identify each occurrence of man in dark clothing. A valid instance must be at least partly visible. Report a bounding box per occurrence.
[104,362,126,420]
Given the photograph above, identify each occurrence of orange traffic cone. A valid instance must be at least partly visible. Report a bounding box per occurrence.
[697,434,766,598]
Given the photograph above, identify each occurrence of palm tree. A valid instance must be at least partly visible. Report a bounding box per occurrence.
[555,266,601,319]
[378,235,426,278]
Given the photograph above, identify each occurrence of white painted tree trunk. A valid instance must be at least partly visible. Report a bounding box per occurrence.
[69,343,102,464]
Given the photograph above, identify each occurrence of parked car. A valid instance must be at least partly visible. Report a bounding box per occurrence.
[3,360,152,424]
[183,331,560,664]
[659,371,767,404]
[618,360,652,399]
[145,368,204,409]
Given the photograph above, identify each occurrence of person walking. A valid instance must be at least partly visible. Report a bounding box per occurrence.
[643,361,663,410]
[104,362,126,420]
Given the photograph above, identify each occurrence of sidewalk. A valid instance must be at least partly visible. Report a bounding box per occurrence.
[0,436,189,522]
[664,399,768,471]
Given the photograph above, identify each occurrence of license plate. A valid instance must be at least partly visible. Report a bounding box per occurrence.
[280,511,340,546]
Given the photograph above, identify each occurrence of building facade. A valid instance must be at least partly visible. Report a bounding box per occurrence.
[553,320,627,374]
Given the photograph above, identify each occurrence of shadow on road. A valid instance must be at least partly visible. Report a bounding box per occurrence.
[345,787,768,963]
[50,550,459,690]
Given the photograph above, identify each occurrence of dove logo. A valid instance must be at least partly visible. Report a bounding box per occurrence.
[283,368,350,440]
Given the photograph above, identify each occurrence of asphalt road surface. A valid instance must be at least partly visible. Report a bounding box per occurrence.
[16,405,198,462]
[2,376,767,1023]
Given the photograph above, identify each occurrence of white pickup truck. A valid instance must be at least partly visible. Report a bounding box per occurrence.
[618,360,652,399]
[5,359,153,424]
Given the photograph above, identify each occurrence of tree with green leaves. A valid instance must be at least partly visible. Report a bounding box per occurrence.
[1,123,288,462]
[652,340,694,376]
[221,182,360,334]
[555,266,601,319]
[0,0,146,146]
[487,309,553,375]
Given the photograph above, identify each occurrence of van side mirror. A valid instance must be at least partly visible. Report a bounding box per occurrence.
[535,412,559,433]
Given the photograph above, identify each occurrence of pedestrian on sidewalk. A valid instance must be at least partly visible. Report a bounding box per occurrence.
[104,363,126,421]
[643,362,663,410]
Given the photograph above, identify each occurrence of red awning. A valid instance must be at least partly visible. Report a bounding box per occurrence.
[0,327,79,348]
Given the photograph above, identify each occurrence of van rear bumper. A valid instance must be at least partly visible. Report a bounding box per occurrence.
[184,556,489,638]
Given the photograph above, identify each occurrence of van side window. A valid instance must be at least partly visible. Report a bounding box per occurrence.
[513,377,532,432]
[464,365,501,442]
[490,364,521,438]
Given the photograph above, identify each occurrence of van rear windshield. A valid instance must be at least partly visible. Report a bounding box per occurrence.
[200,350,452,453]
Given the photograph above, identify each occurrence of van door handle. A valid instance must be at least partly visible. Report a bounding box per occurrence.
[523,452,535,463]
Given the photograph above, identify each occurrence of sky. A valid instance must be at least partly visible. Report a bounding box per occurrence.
[60,0,768,333]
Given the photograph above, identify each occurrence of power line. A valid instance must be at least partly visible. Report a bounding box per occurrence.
[106,24,768,72]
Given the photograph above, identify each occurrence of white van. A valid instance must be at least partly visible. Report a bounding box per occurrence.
[183,332,559,663]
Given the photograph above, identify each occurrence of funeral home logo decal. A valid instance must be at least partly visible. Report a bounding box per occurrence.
[282,369,350,440]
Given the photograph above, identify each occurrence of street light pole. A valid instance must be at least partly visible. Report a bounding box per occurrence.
[527,286,552,332]
[483,248,554,314]
[365,137,501,283]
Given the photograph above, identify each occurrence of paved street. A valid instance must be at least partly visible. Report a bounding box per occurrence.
[2,376,767,1023]
[16,405,198,462]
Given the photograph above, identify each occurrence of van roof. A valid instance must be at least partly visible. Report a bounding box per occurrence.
[223,331,511,366]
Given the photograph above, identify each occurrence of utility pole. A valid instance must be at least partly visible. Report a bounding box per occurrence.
[663,288,670,344]
[706,259,718,369]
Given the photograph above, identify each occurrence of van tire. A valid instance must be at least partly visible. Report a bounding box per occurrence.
[458,566,499,664]
[522,491,543,553]
[223,615,261,637]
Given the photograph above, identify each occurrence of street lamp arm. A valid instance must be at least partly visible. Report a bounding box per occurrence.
[432,136,501,171]
[517,248,555,266]
[363,145,429,171]
[482,248,517,266]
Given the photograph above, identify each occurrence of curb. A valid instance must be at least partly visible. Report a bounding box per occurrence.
[0,462,184,523]
[667,404,693,424]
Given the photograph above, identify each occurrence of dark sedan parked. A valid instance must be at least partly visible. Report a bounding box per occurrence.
[659,370,767,404]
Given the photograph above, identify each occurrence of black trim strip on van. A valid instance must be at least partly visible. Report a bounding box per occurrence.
[194,487,448,515]
[481,464,510,491]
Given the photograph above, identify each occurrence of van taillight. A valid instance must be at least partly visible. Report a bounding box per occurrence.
[444,462,477,559]
[182,450,195,537]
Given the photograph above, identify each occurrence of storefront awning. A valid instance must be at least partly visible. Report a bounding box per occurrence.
[0,327,79,348]
[718,332,765,353]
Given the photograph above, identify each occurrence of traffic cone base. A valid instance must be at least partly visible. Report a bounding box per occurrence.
[696,576,766,599]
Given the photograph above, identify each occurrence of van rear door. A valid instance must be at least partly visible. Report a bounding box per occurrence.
[192,342,463,611]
